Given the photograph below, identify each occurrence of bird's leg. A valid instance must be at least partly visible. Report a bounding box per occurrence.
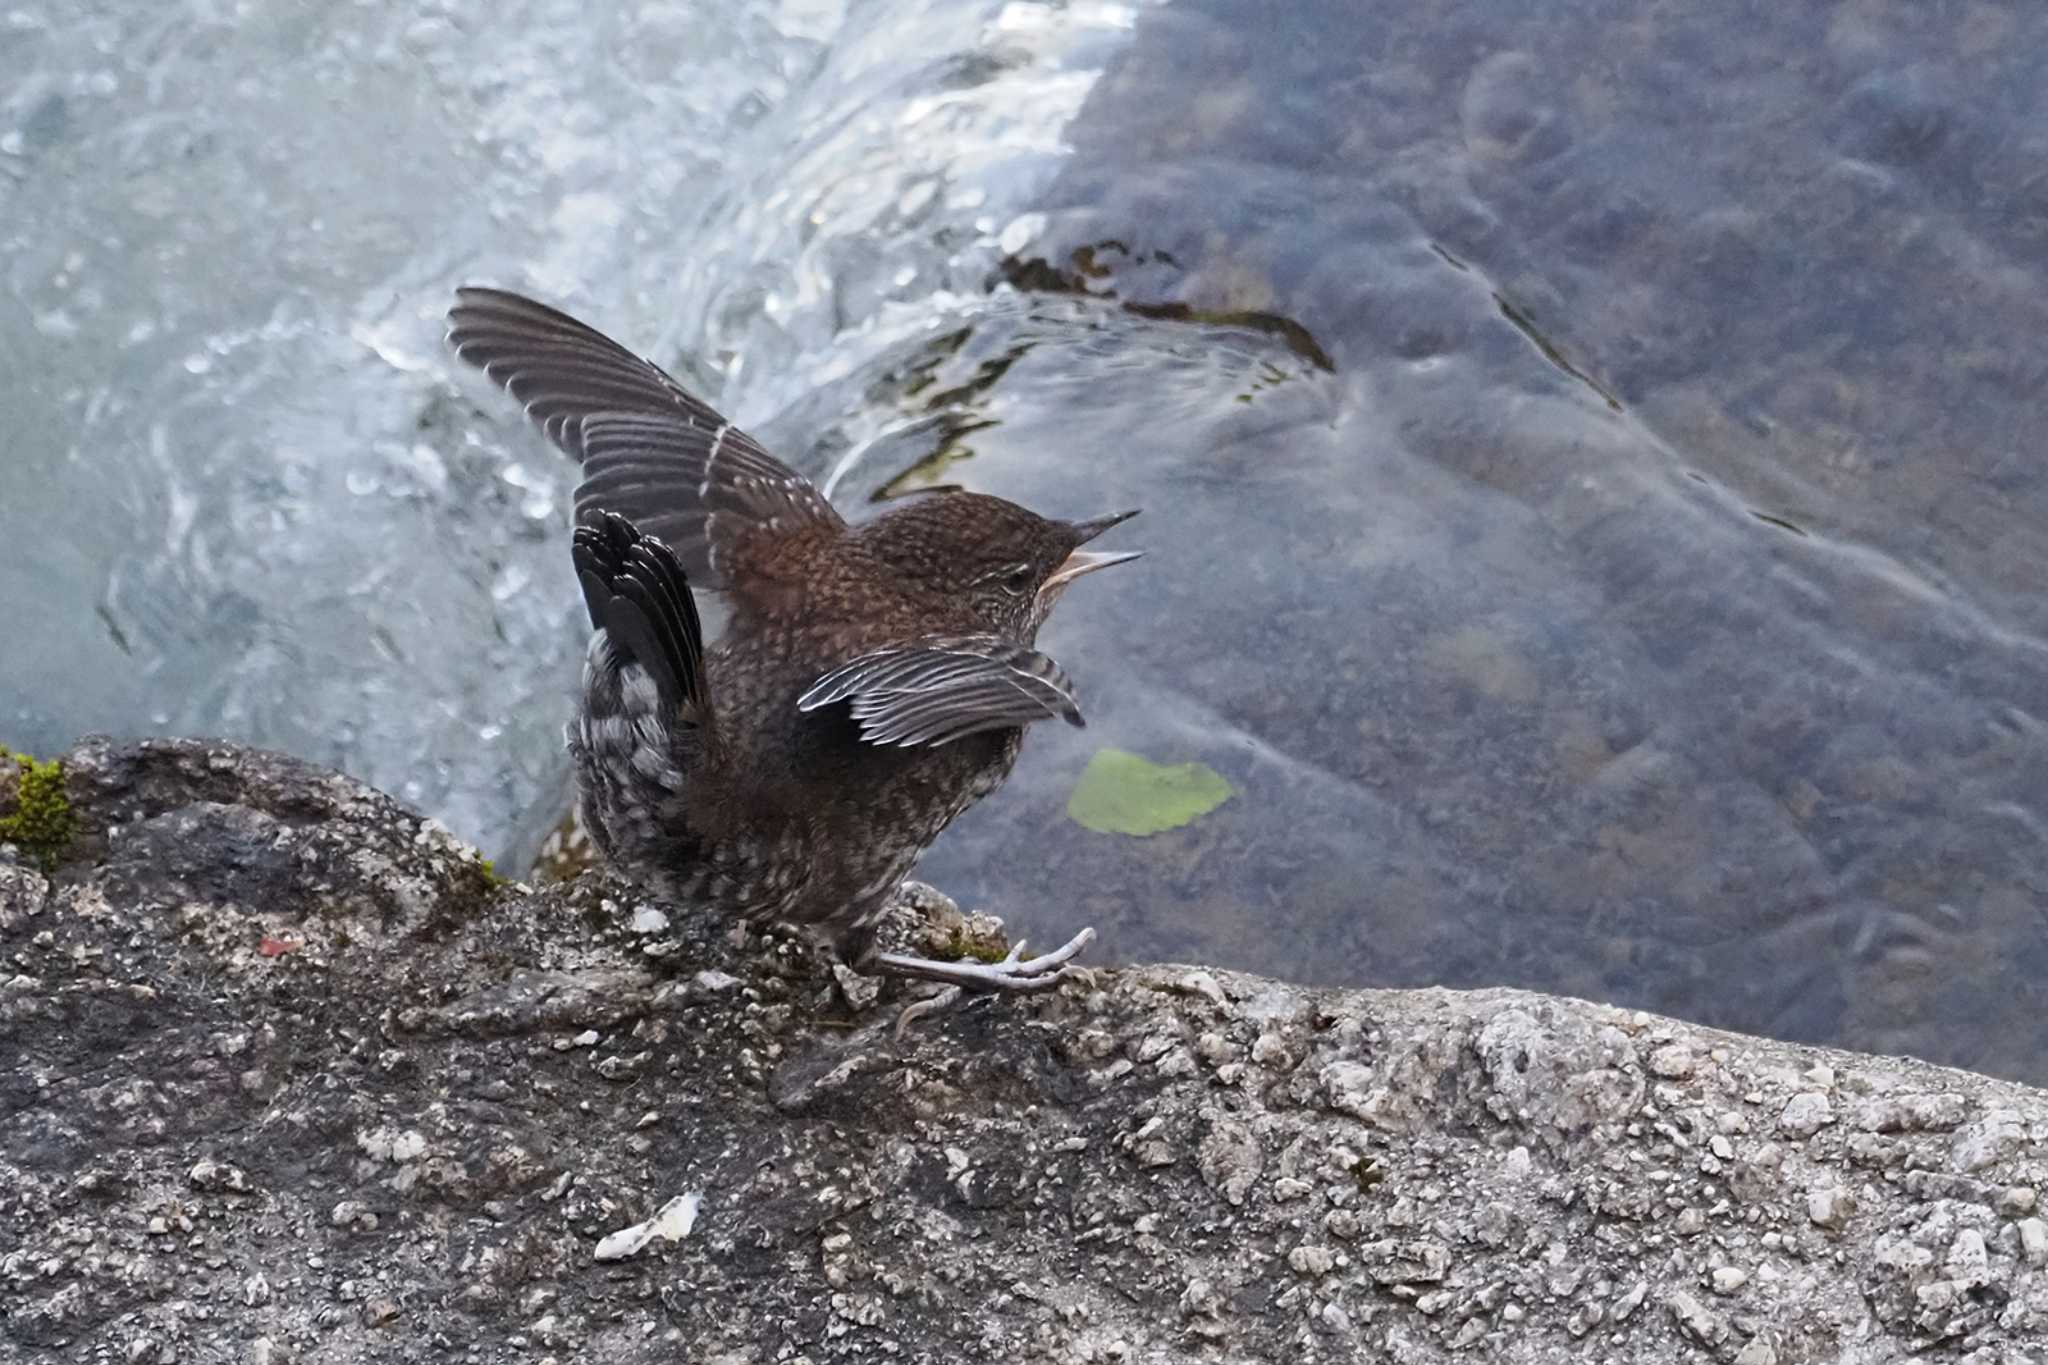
[871,925,1097,994]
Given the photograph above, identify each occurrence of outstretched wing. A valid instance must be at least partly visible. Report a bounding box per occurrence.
[796,636,1084,747]
[446,287,844,591]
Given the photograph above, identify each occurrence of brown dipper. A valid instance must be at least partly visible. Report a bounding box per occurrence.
[446,288,1140,994]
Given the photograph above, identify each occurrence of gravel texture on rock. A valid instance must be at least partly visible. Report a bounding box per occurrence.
[3,737,2047,1363]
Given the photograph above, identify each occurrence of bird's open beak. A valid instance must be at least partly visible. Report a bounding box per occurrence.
[1068,508,1142,544]
[1045,510,1144,593]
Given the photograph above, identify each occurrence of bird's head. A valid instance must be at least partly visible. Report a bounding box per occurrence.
[858,492,1142,638]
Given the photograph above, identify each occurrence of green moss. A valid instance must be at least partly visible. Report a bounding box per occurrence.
[455,855,508,909]
[0,748,77,874]
[419,852,511,941]
[938,924,1010,964]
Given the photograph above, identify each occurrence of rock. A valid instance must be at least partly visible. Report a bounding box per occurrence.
[1195,1116,1263,1206]
[1666,1290,1729,1345]
[1320,1059,1381,1120]
[2020,1219,2047,1268]
[1178,1277,1221,1318]
[1852,1092,1968,1132]
[1358,1239,1450,1285]
[1168,970,1231,1013]
[329,1200,377,1232]
[1733,1338,1778,1365]
[7,738,2048,1364]
[1950,1108,2027,1172]
[1647,1042,1696,1078]
[1807,1185,1854,1230]
[1778,1091,1834,1138]
[1946,1229,1989,1286]
[831,961,880,1011]
[592,1193,701,1262]
[188,1158,248,1192]
[1288,1244,1336,1278]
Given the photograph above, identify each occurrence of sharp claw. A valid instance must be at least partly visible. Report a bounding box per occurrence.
[894,985,965,1042]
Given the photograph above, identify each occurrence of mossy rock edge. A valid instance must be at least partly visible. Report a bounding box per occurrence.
[0,747,78,874]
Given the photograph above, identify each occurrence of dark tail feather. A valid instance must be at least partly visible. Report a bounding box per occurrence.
[572,512,710,718]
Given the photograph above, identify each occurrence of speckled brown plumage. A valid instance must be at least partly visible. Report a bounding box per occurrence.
[448,289,1139,985]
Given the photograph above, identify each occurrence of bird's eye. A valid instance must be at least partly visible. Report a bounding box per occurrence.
[1000,564,1034,595]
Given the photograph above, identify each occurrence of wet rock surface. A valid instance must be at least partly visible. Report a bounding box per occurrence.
[4,738,2047,1362]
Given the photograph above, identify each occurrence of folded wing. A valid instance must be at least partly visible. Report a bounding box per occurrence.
[797,636,1084,747]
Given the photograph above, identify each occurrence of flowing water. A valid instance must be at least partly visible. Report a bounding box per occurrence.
[6,0,2047,1081]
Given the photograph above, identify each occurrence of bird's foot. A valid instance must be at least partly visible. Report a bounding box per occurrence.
[876,926,1097,1039]
[892,986,965,1040]
[876,925,1096,992]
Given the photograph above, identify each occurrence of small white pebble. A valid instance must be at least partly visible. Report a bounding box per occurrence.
[2015,1218,2046,1268]
[1288,1245,1335,1278]
[1807,1186,1852,1229]
[594,1193,702,1262]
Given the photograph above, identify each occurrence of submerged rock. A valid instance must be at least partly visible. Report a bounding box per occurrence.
[3,737,2046,1361]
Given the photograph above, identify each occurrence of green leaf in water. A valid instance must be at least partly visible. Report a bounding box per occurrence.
[1066,748,1233,837]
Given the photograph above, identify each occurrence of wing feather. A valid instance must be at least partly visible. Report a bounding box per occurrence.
[797,636,1084,748]
[570,512,711,722]
[448,287,844,592]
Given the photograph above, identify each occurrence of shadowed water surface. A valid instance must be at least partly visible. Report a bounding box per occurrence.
[5,0,2046,1079]
[896,0,2048,1081]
